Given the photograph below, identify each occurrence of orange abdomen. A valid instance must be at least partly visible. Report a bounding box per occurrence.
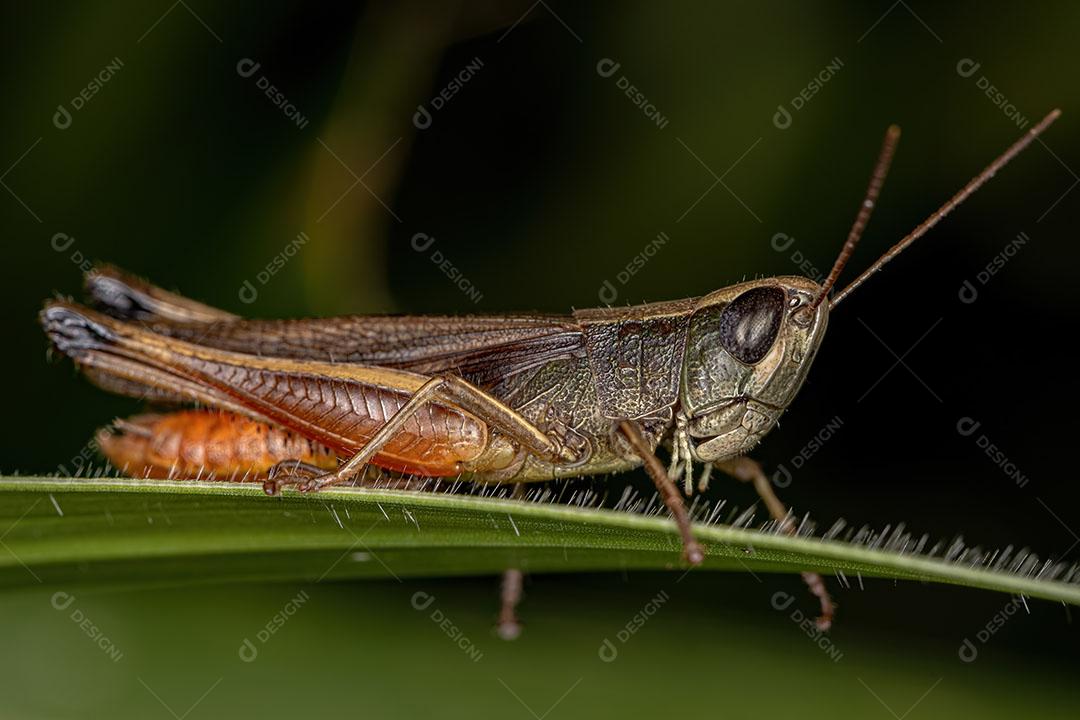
[98,411,340,480]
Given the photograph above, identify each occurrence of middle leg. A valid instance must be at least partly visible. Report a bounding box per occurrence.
[716,456,835,631]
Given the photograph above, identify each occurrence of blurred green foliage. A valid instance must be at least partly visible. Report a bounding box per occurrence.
[3,1,1080,716]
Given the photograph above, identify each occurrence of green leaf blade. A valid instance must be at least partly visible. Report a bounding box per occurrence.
[1,477,1077,606]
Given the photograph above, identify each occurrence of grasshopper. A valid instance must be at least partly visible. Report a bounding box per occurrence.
[41,109,1060,634]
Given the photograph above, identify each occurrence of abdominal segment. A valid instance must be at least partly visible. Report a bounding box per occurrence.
[98,410,341,480]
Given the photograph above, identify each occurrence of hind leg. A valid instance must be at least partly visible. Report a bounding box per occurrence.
[494,483,528,640]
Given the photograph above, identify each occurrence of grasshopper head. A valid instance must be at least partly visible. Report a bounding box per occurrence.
[680,277,828,462]
[673,111,1061,465]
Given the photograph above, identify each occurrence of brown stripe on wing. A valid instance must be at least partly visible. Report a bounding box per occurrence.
[80,266,585,388]
[141,315,585,387]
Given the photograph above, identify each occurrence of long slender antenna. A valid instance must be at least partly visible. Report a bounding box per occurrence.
[809,125,902,311]
[830,108,1061,309]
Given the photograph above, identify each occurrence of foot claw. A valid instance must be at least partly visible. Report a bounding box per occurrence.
[264,460,331,495]
[296,478,323,493]
[684,541,705,566]
[266,471,343,494]
[497,620,522,641]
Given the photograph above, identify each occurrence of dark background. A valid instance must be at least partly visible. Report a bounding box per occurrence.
[2,1,1079,717]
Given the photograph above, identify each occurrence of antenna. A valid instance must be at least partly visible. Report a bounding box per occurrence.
[829,108,1061,308]
[809,124,902,312]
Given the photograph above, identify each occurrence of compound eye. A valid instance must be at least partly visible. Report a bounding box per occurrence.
[718,287,785,364]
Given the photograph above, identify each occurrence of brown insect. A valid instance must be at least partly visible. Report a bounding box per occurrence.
[41,109,1060,635]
